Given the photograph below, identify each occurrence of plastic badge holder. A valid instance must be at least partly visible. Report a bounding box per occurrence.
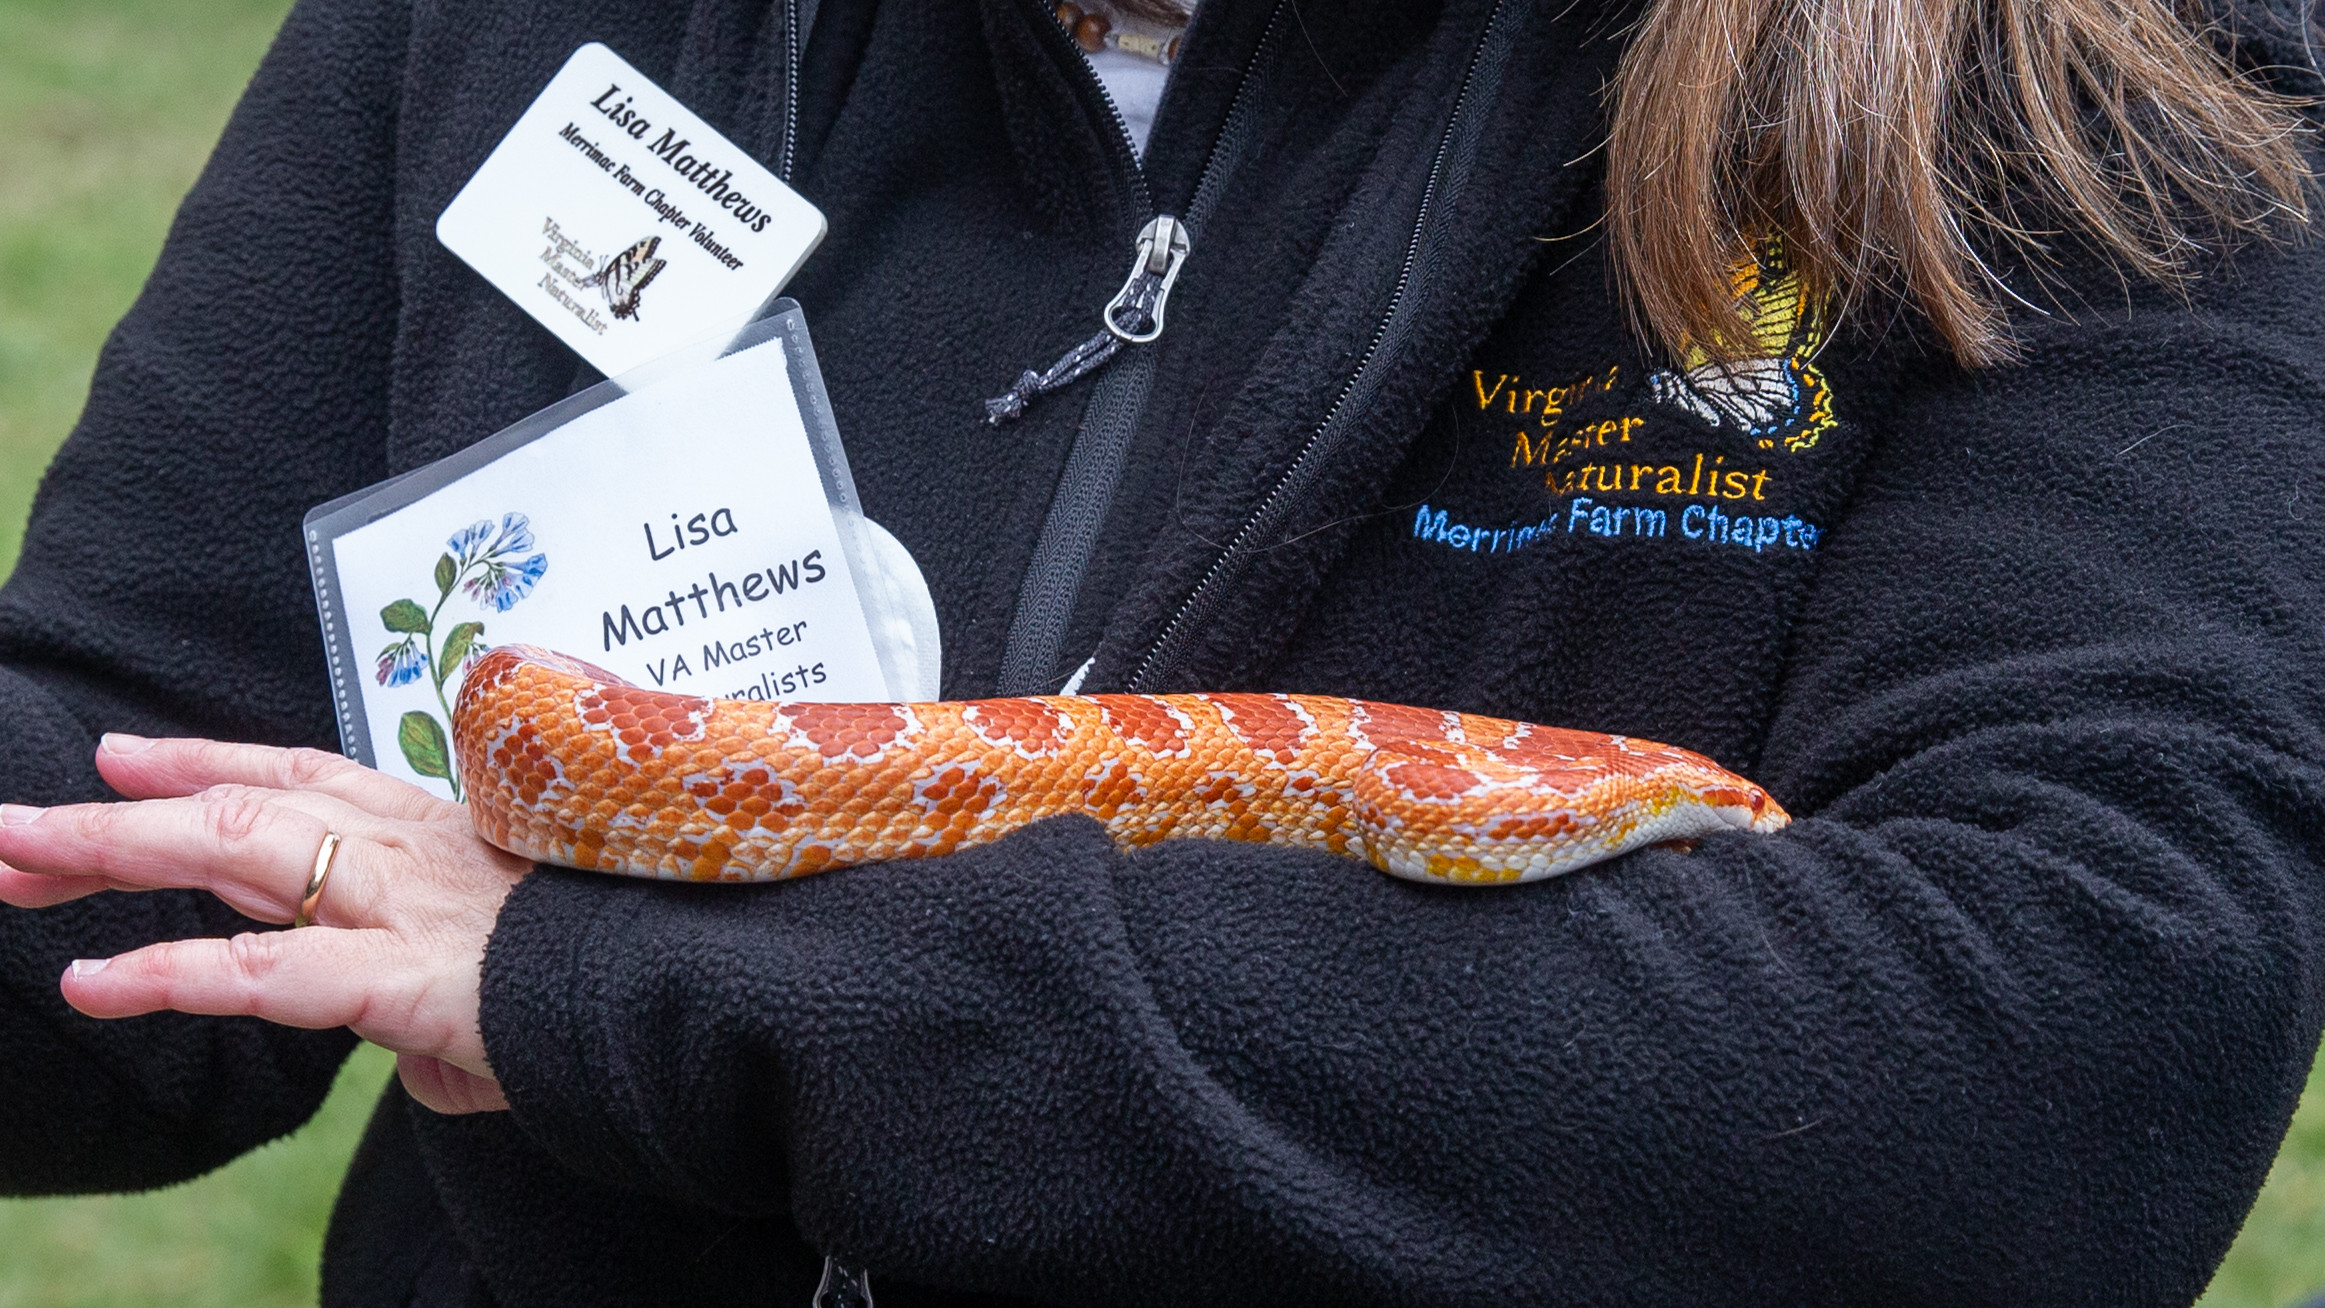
[305,301,940,776]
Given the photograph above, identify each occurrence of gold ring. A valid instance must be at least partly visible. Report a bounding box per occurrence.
[295,831,341,929]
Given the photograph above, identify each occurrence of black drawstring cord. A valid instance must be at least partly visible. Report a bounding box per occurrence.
[984,329,1124,424]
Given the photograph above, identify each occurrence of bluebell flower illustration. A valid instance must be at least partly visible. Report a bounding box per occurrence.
[451,513,548,611]
[490,513,536,555]
[375,637,428,687]
[448,512,531,561]
[383,512,549,800]
[446,519,497,568]
[464,550,548,611]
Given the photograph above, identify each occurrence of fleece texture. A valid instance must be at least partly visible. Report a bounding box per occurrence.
[4,0,2324,1304]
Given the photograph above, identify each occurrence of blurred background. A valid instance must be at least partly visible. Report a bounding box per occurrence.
[0,0,395,1301]
[0,0,2317,1302]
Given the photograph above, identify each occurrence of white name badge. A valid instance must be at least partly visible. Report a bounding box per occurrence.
[437,42,827,378]
[305,307,940,799]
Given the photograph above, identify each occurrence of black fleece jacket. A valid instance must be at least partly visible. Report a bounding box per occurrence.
[5,0,2325,1304]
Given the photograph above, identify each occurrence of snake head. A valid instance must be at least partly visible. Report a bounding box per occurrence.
[1350,740,1788,886]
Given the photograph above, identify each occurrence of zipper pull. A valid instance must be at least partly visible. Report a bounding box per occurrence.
[1103,214,1190,342]
[812,1254,874,1308]
[984,214,1192,424]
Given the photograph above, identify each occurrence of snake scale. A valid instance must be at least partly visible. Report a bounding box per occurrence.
[453,645,1789,885]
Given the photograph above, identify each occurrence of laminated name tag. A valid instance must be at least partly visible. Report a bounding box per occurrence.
[437,42,826,378]
[304,305,940,799]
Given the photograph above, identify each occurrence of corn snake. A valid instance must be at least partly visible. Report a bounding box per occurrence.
[454,645,1788,885]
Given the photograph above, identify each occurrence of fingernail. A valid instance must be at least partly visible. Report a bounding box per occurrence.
[70,958,109,977]
[0,805,44,827]
[100,733,157,756]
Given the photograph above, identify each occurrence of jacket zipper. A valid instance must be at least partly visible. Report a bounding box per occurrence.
[992,0,1290,694]
[983,4,1170,425]
[796,9,836,1291]
[787,15,877,1306]
[777,0,802,180]
[985,0,1293,424]
[1126,0,1517,694]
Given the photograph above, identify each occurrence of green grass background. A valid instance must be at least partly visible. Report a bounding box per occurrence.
[0,0,396,1301]
[0,0,2319,1301]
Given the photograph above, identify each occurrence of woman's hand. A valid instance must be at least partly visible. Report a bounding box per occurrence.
[0,734,529,1114]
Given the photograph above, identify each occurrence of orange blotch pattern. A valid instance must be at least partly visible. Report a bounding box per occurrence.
[1382,760,1485,802]
[1354,701,1455,750]
[1211,694,1314,765]
[963,698,1070,755]
[785,702,907,761]
[1098,695,1191,757]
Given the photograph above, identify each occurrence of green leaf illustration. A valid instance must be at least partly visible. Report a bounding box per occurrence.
[381,598,431,634]
[437,622,485,687]
[434,553,458,598]
[398,710,452,780]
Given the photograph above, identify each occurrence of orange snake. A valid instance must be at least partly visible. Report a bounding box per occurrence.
[453,645,1789,885]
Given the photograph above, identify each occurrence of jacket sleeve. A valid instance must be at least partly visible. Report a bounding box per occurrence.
[477,246,2325,1306]
[0,0,406,1194]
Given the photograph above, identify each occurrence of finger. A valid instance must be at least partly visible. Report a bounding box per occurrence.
[62,930,486,1066]
[397,1054,510,1115]
[0,789,393,924]
[95,735,447,823]
[0,864,110,908]
[63,931,384,1027]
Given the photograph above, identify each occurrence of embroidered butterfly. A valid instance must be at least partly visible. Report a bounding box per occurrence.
[581,236,667,321]
[1647,239,1836,453]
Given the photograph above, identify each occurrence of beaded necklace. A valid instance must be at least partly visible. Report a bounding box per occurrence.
[1052,1,1191,66]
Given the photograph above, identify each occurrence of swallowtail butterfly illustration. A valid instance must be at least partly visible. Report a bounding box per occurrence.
[581,236,667,321]
[1647,238,1836,453]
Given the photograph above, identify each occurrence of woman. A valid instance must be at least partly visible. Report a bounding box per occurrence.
[2,0,2321,1302]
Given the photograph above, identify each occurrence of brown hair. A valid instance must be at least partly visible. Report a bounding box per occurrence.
[1604,0,2317,366]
